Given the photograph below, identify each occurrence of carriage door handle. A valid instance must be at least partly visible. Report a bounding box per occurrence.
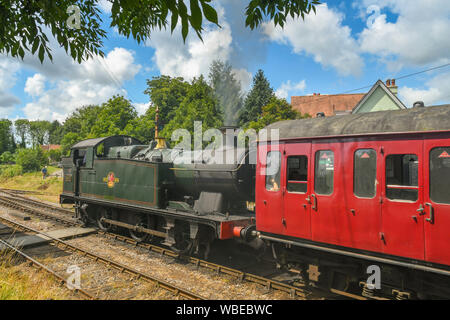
[311,194,317,211]
[425,203,434,224]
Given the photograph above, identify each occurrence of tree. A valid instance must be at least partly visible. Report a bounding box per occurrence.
[89,96,137,137]
[144,76,190,129]
[16,147,48,172]
[14,119,30,148]
[48,120,64,145]
[248,96,310,131]
[0,119,15,154]
[0,0,320,63]
[238,69,274,126]
[208,60,244,126]
[61,132,81,156]
[63,105,101,138]
[28,120,52,147]
[162,76,223,141]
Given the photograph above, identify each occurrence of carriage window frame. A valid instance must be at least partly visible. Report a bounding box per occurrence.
[353,149,377,199]
[265,151,281,192]
[429,147,450,205]
[314,150,334,196]
[385,154,419,202]
[286,155,308,194]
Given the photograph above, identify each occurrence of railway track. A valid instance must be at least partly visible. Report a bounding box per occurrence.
[0,190,379,300]
[0,234,96,300]
[0,215,204,300]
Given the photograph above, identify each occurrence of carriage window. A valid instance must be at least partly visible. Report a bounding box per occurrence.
[266,151,281,192]
[287,156,308,193]
[315,150,334,195]
[354,149,377,198]
[430,147,450,204]
[386,154,418,201]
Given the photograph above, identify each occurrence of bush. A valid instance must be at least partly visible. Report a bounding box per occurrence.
[0,164,23,178]
[46,149,62,163]
[16,148,48,173]
[0,151,15,164]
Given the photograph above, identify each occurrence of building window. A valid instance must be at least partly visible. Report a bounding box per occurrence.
[315,150,334,195]
[430,147,450,204]
[266,151,281,192]
[354,149,377,198]
[287,156,308,193]
[386,154,418,202]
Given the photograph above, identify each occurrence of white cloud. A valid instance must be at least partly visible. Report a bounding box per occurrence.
[399,71,450,107]
[358,0,450,68]
[262,4,364,77]
[98,0,112,13]
[21,47,141,121]
[147,21,232,81]
[0,57,21,113]
[146,7,253,91]
[24,73,46,97]
[275,80,307,99]
[133,102,150,116]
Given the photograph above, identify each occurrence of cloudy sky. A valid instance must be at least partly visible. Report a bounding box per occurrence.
[1,0,449,122]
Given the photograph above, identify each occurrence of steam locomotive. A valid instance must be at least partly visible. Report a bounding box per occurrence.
[61,105,450,299]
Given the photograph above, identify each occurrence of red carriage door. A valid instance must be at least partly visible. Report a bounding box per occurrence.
[255,144,285,234]
[283,142,312,239]
[343,144,382,253]
[310,143,346,245]
[423,140,450,266]
[381,139,425,261]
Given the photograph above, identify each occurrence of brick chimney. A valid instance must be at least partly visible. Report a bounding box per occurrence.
[386,78,398,96]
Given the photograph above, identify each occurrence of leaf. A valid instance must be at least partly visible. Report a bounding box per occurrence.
[200,2,218,24]
[189,0,202,30]
[32,38,40,54]
[38,44,45,63]
[171,10,179,33]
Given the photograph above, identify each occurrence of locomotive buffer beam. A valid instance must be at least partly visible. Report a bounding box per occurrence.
[100,218,167,239]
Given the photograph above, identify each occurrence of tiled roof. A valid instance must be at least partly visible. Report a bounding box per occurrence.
[291,93,365,117]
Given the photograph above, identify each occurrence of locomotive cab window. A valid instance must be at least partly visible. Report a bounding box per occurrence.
[430,147,450,204]
[266,151,281,192]
[287,156,308,193]
[354,149,377,198]
[386,154,418,202]
[315,150,334,195]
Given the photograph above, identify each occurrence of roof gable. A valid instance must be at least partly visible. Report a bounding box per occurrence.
[352,80,406,113]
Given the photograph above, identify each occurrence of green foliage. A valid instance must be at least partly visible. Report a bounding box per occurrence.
[0,0,106,63]
[61,132,80,156]
[0,119,15,154]
[89,96,137,137]
[208,60,244,126]
[0,1,319,63]
[14,119,29,148]
[16,148,48,173]
[28,120,52,147]
[248,96,310,131]
[0,151,15,164]
[238,69,275,126]
[162,76,223,142]
[0,164,23,179]
[245,0,320,29]
[46,149,62,163]
[48,120,64,145]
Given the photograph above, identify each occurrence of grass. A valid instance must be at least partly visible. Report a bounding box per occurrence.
[0,249,73,300]
[0,165,63,204]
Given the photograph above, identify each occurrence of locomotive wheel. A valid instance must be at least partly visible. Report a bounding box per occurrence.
[129,222,149,243]
[97,207,112,231]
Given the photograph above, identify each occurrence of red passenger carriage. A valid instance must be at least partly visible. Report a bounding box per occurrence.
[255,105,450,298]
